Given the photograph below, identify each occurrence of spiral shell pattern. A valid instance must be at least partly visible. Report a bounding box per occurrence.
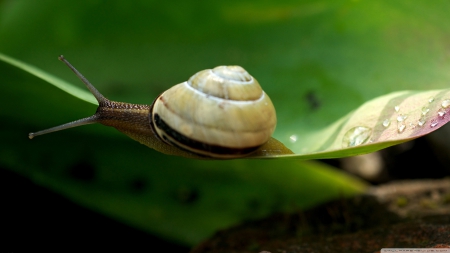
[151,66,276,158]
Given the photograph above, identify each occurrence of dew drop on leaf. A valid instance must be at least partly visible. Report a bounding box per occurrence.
[430,119,439,128]
[394,105,400,112]
[438,108,446,117]
[342,126,372,148]
[442,99,450,108]
[382,119,390,127]
[418,117,426,127]
[397,123,406,133]
[429,97,435,103]
[289,135,298,143]
[421,107,430,115]
[396,114,407,122]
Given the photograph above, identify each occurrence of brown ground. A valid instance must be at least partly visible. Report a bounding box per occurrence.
[191,178,450,253]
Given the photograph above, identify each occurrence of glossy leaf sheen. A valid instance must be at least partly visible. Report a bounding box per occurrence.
[0,53,97,105]
[1,0,449,247]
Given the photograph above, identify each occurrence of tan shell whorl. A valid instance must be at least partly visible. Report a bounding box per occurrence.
[151,66,276,158]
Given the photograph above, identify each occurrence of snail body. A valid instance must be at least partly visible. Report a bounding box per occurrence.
[29,56,292,159]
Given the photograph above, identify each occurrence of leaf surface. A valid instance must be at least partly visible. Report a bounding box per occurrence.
[1,0,450,246]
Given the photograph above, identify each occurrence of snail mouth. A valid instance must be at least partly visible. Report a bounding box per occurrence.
[152,113,261,158]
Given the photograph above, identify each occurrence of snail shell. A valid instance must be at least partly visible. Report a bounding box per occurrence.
[151,66,277,158]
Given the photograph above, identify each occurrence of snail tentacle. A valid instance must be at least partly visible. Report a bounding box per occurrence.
[58,55,108,104]
[28,115,100,139]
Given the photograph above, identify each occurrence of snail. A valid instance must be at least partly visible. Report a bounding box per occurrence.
[29,56,292,159]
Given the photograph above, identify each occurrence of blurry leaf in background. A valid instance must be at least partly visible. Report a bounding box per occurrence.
[1,0,449,247]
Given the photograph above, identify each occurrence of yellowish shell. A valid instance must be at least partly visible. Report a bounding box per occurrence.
[151,66,277,158]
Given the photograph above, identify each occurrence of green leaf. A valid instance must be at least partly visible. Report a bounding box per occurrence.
[0,53,97,105]
[1,0,449,247]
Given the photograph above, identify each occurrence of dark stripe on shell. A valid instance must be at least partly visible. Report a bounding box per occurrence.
[153,113,261,157]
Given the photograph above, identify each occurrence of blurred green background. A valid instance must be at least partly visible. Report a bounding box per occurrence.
[1,0,450,251]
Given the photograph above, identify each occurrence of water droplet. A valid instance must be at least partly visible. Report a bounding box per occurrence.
[382,119,391,127]
[289,135,298,143]
[438,108,446,117]
[429,97,435,103]
[442,99,450,108]
[409,122,416,129]
[396,114,407,122]
[394,105,400,112]
[342,126,372,148]
[418,117,426,127]
[397,123,406,133]
[430,119,439,128]
[421,107,430,116]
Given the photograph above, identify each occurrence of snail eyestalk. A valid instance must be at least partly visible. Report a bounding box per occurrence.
[29,55,109,140]
[29,115,100,139]
[58,55,108,104]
